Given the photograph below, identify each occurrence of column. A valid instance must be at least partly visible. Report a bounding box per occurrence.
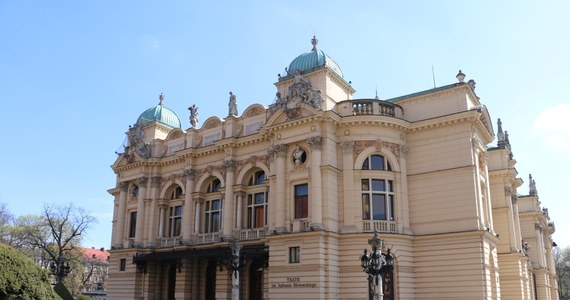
[114,182,128,248]
[273,144,287,233]
[158,205,165,238]
[182,169,195,243]
[194,200,201,234]
[134,177,148,247]
[341,141,357,233]
[308,136,323,230]
[147,176,161,246]
[222,160,235,238]
[236,192,244,230]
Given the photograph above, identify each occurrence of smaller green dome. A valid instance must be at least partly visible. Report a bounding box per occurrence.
[288,36,343,78]
[136,94,181,129]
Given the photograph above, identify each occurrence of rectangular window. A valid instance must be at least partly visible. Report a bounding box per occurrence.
[289,246,300,263]
[294,184,309,219]
[247,192,267,229]
[362,179,395,221]
[168,205,182,237]
[205,199,222,233]
[128,211,137,238]
[119,258,126,271]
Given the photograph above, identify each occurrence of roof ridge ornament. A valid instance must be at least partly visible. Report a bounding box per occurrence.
[311,35,318,51]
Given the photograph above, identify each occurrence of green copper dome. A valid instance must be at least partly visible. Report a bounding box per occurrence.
[288,36,343,78]
[136,94,181,129]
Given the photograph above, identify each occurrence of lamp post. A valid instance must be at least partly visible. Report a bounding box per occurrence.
[218,240,243,300]
[49,256,71,284]
[361,230,393,300]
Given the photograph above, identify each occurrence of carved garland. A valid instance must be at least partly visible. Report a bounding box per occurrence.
[203,118,222,130]
[244,106,265,118]
[232,154,269,183]
[353,140,401,164]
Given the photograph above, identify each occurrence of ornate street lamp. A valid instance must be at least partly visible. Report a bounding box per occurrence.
[218,240,243,300]
[361,230,394,300]
[49,257,71,284]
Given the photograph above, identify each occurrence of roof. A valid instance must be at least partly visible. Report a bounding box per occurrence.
[136,94,182,129]
[84,247,110,261]
[287,36,343,78]
[385,83,461,103]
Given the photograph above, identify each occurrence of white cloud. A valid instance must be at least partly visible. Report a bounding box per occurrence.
[533,103,570,151]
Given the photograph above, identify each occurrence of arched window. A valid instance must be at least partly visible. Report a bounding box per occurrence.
[165,185,183,237]
[362,154,392,171]
[204,178,222,233]
[246,170,267,228]
[361,154,396,223]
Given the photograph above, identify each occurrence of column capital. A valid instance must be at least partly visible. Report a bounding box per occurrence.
[137,177,148,186]
[223,160,236,172]
[269,144,288,160]
[151,176,162,188]
[118,182,129,192]
[341,141,354,153]
[183,169,196,180]
[307,136,322,150]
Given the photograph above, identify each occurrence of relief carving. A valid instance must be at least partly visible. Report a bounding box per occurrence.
[353,140,402,163]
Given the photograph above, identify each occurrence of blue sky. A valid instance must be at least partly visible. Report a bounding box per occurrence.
[1,1,568,249]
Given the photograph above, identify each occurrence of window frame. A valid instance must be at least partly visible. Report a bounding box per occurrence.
[119,258,126,271]
[128,211,137,238]
[167,205,183,237]
[360,154,396,222]
[165,184,184,237]
[203,178,223,233]
[246,170,268,229]
[294,183,309,219]
[289,246,300,263]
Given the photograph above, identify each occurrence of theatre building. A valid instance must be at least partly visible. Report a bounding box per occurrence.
[107,37,558,299]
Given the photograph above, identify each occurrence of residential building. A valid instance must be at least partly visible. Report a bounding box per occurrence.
[82,247,110,299]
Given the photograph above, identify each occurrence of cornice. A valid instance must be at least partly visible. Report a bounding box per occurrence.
[262,114,325,136]
[488,168,518,178]
[337,115,409,132]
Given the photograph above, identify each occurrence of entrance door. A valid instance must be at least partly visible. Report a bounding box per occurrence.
[166,263,176,300]
[205,261,217,300]
[248,260,264,300]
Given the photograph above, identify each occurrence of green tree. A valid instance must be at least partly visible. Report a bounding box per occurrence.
[0,202,14,244]
[555,246,570,300]
[0,243,60,299]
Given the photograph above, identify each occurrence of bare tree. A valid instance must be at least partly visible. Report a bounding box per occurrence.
[22,203,96,284]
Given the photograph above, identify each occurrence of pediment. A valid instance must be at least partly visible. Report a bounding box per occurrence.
[266,101,320,127]
[165,128,185,141]
[202,116,223,130]
[242,104,266,118]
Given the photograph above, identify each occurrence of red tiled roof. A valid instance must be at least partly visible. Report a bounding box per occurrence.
[83,247,110,261]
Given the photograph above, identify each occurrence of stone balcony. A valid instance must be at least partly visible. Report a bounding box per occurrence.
[336,98,404,118]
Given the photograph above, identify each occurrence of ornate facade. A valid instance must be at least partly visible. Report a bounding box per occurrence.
[107,38,558,299]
